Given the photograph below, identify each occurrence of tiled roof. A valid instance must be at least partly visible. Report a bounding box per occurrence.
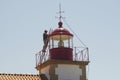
[0,73,40,80]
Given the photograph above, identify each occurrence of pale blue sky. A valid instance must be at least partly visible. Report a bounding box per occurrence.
[0,0,120,80]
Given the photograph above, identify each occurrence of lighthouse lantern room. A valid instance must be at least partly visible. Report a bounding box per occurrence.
[35,6,89,80]
[49,21,73,60]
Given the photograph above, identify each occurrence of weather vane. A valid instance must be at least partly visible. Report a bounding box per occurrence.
[56,4,65,22]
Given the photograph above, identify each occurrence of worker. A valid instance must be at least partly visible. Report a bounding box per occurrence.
[42,30,49,52]
[43,30,48,45]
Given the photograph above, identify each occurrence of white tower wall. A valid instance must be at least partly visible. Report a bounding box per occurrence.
[56,64,82,80]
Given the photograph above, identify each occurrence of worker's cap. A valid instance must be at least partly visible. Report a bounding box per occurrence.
[44,30,47,32]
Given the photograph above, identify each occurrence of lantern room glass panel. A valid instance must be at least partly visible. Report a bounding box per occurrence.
[49,36,73,49]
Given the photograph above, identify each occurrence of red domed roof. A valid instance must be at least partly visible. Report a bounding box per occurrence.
[49,27,73,36]
[49,27,73,40]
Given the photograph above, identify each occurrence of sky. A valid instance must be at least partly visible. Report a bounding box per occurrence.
[0,0,120,80]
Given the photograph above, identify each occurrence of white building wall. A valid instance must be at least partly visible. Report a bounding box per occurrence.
[55,64,82,80]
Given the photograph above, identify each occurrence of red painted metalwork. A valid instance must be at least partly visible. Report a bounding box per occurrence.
[49,27,73,37]
[58,21,63,28]
[50,47,73,60]
[48,21,73,60]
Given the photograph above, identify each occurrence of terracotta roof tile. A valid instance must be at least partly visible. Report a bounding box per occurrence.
[0,73,40,80]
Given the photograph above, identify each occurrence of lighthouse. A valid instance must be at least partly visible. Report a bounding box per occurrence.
[35,7,89,80]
